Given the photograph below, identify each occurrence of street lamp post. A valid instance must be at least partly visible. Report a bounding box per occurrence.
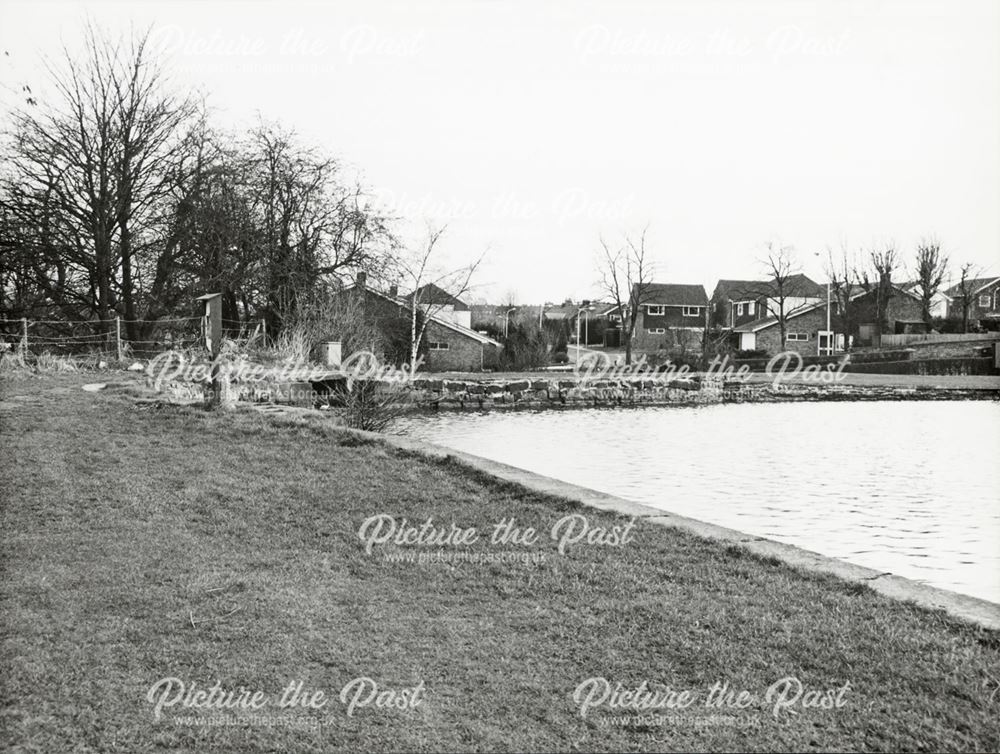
[503,307,516,338]
[575,301,592,369]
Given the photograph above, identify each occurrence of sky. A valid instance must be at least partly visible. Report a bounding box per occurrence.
[1,0,998,304]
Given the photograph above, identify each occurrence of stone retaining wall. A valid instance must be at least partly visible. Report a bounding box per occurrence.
[151,373,1000,409]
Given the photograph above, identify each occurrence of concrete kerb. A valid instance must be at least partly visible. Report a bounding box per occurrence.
[238,402,1000,631]
[364,430,1000,631]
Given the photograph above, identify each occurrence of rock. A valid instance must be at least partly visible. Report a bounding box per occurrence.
[127,362,145,372]
[82,383,107,392]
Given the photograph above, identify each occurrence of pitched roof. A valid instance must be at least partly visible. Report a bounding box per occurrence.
[732,300,827,333]
[342,284,501,346]
[713,274,825,301]
[712,279,768,301]
[944,277,1000,297]
[899,280,950,297]
[633,283,708,307]
[410,283,470,311]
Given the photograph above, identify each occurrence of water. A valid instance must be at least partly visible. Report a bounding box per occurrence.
[395,401,1000,604]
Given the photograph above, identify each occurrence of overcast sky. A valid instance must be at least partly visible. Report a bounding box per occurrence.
[1,0,997,303]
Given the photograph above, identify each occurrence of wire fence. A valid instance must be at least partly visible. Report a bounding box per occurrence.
[0,316,267,360]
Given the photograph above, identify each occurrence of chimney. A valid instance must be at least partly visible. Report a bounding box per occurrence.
[389,284,398,298]
[356,270,367,288]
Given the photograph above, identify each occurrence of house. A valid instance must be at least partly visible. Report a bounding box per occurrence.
[340,273,502,371]
[731,283,924,354]
[850,285,925,344]
[732,302,838,356]
[410,283,472,329]
[631,283,709,353]
[944,276,1000,330]
[711,275,825,331]
[900,281,951,320]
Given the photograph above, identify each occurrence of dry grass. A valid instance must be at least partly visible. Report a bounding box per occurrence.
[1,373,998,752]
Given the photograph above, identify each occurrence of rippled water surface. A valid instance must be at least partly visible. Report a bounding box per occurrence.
[395,401,1000,603]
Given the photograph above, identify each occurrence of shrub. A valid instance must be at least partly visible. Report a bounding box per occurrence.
[335,379,408,432]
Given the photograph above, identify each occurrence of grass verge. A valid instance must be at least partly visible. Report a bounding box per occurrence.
[1,373,998,752]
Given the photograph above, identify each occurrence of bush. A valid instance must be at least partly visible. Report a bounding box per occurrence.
[334,378,408,432]
[498,322,550,370]
[551,351,569,365]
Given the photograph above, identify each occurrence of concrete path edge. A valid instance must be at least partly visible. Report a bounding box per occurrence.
[358,428,1000,632]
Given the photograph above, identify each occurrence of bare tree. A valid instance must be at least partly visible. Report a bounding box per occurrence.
[755,241,813,351]
[952,262,983,333]
[2,24,197,338]
[825,241,862,352]
[597,226,655,365]
[860,242,899,342]
[397,225,484,371]
[913,237,949,327]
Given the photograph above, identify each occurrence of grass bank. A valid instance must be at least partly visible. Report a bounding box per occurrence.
[1,373,998,752]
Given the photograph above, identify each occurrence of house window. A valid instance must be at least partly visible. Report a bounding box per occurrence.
[786,333,808,341]
[682,306,701,317]
[646,305,665,316]
[980,294,991,308]
[747,301,755,315]
[428,341,450,350]
[736,303,745,316]
[647,328,665,334]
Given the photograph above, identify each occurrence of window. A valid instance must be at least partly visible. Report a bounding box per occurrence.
[786,333,808,341]
[736,303,745,316]
[747,301,755,316]
[647,328,665,334]
[428,341,450,350]
[682,306,701,317]
[980,294,991,308]
[646,305,665,316]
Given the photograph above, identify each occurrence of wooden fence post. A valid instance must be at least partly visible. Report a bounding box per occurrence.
[116,317,122,361]
[20,318,28,355]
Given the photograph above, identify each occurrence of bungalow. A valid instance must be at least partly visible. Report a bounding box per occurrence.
[732,301,838,356]
[944,276,1000,330]
[899,281,951,320]
[340,273,502,371]
[631,282,709,353]
[731,283,924,354]
[850,285,925,344]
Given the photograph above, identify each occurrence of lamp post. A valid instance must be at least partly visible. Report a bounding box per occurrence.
[815,251,833,356]
[575,301,592,368]
[826,281,832,354]
[503,307,516,338]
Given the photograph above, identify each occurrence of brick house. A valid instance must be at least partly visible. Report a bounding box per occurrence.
[711,274,825,331]
[411,283,472,329]
[631,283,709,353]
[850,286,925,344]
[944,276,1000,330]
[340,275,501,371]
[732,302,837,356]
[732,284,925,354]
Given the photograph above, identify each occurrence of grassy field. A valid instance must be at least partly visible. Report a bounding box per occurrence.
[1,372,999,752]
